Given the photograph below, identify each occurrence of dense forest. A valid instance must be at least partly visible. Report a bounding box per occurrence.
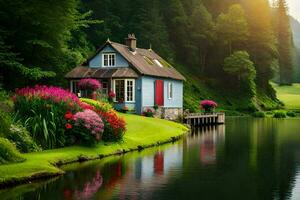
[0,0,296,112]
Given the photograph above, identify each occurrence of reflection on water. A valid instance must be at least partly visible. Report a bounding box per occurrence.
[2,118,300,200]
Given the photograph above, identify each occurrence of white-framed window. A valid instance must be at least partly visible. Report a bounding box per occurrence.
[102,53,116,67]
[167,82,173,99]
[113,79,135,103]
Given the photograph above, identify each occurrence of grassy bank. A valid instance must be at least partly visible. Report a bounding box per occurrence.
[0,113,188,187]
[273,83,300,110]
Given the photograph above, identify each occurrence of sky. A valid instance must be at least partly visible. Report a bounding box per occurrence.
[287,0,300,22]
[269,0,300,21]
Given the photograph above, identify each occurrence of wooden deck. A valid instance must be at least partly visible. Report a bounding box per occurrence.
[184,113,225,126]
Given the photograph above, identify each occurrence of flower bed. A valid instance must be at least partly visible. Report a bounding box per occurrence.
[13,85,126,149]
[80,98,126,142]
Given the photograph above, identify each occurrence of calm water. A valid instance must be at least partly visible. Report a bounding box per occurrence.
[2,117,300,200]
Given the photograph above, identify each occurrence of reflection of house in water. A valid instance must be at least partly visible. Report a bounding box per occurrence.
[185,125,225,165]
[114,144,184,199]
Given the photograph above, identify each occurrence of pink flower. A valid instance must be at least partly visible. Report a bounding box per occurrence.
[78,79,101,91]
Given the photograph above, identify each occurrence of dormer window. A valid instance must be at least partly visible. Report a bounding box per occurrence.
[154,59,163,68]
[103,53,116,67]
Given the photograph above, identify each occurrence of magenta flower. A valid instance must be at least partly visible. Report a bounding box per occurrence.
[200,100,218,113]
[15,85,80,104]
[78,79,101,91]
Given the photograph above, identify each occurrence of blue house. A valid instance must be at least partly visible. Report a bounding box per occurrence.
[66,34,185,120]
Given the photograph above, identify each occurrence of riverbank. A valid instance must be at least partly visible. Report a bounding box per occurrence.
[0,113,188,188]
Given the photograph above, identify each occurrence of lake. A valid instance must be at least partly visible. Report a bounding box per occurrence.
[1,117,300,200]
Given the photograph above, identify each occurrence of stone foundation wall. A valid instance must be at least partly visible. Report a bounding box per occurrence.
[142,107,183,120]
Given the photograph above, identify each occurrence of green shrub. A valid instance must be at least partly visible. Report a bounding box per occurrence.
[0,137,25,164]
[143,108,154,117]
[81,98,113,113]
[8,124,41,153]
[273,111,287,118]
[287,111,296,117]
[0,110,12,137]
[252,111,266,118]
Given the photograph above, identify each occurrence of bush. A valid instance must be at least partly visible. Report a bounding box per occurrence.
[143,108,154,117]
[0,137,25,164]
[273,111,287,118]
[81,99,126,142]
[70,109,104,146]
[200,100,218,113]
[14,85,82,149]
[0,110,12,137]
[81,98,113,113]
[287,111,296,117]
[8,124,41,153]
[252,111,265,118]
[98,110,126,141]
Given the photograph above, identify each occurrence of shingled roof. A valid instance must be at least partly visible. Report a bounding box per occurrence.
[65,66,139,79]
[66,40,185,81]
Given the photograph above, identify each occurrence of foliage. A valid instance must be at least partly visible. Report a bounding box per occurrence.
[81,98,113,113]
[8,124,41,153]
[78,79,101,91]
[143,108,155,118]
[223,51,256,96]
[0,110,12,136]
[13,85,81,149]
[287,111,296,117]
[0,0,100,89]
[252,111,266,118]
[71,109,104,146]
[216,4,249,55]
[80,99,126,142]
[273,0,293,85]
[96,110,126,142]
[273,111,287,118]
[0,137,25,165]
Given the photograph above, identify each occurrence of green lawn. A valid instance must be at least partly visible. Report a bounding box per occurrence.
[273,83,300,110]
[0,114,188,186]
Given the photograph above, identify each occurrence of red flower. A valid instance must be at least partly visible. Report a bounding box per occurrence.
[65,123,73,130]
[65,111,73,120]
[108,91,116,98]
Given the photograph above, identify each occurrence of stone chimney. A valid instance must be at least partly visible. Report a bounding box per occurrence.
[125,33,137,52]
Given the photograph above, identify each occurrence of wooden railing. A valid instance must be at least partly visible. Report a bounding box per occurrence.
[184,113,225,126]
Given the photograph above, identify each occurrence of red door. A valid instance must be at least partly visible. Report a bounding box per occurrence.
[155,80,164,106]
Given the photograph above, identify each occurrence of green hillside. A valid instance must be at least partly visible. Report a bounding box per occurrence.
[273,83,300,110]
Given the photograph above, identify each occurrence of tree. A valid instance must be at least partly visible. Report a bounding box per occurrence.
[189,1,215,72]
[275,0,293,85]
[216,4,249,55]
[0,0,98,89]
[224,51,256,95]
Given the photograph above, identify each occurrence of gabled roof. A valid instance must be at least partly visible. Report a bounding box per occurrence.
[109,41,185,81]
[66,40,185,81]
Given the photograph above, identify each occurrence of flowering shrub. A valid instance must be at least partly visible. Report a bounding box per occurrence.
[78,79,101,91]
[13,85,81,149]
[108,91,116,103]
[71,109,104,146]
[200,100,218,113]
[96,110,126,141]
[80,99,126,142]
[81,98,113,113]
[143,108,154,117]
[15,85,80,105]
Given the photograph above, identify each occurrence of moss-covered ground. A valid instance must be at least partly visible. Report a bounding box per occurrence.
[0,113,188,187]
